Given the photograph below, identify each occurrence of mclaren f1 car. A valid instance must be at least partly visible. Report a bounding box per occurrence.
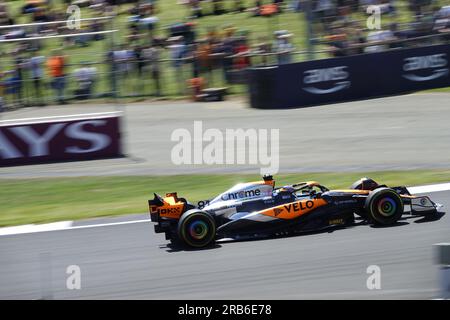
[148,175,442,248]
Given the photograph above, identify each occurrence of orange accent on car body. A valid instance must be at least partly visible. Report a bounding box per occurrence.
[260,198,328,220]
[149,194,185,219]
[330,189,370,194]
[264,179,275,187]
[400,195,417,199]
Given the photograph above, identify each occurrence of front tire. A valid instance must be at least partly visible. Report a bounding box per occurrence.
[365,187,404,225]
[177,210,216,248]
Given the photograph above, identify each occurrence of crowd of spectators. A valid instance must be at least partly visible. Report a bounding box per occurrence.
[318,0,450,57]
[0,0,449,107]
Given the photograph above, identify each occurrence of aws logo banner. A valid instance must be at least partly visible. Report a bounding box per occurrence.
[0,115,122,166]
[302,66,351,95]
[402,53,448,82]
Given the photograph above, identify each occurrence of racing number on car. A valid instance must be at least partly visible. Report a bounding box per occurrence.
[197,200,210,209]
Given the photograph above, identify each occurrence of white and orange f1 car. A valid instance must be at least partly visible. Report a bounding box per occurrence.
[149,175,442,248]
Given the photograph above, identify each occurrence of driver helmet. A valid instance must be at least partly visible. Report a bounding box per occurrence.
[278,186,295,193]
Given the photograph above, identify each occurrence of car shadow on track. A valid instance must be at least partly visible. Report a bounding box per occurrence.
[369,211,446,228]
[411,211,446,223]
[161,243,222,253]
[159,211,446,252]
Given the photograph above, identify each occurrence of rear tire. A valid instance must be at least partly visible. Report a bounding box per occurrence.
[177,210,216,248]
[365,187,404,225]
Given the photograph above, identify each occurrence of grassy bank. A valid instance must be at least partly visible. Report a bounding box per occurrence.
[1,170,450,227]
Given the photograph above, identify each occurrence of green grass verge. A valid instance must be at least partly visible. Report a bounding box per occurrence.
[1,169,450,227]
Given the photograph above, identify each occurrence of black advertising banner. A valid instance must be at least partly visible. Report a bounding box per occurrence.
[249,44,450,109]
[0,114,122,166]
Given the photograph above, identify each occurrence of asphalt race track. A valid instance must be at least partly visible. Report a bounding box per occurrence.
[0,190,448,300]
[1,93,450,299]
[1,93,450,177]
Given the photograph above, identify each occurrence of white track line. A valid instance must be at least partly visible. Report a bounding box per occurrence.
[408,182,450,194]
[0,182,449,237]
[69,219,151,230]
[0,219,151,236]
[0,221,73,236]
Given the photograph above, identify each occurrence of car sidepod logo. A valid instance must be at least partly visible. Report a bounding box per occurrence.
[273,208,283,216]
[302,66,350,95]
[402,53,448,82]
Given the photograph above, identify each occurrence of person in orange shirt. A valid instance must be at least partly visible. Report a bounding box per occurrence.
[47,49,66,104]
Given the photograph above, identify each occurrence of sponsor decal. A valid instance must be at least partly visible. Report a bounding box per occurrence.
[283,200,315,212]
[0,116,121,166]
[197,200,210,209]
[328,218,344,225]
[402,53,448,82]
[334,199,358,205]
[273,208,283,216]
[221,188,262,201]
[158,207,181,215]
[302,66,351,95]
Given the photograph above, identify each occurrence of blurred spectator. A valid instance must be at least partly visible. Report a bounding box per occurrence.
[13,50,27,106]
[314,0,336,27]
[325,24,350,57]
[220,26,237,82]
[73,63,98,100]
[168,35,187,69]
[113,44,134,84]
[233,0,245,13]
[33,6,51,23]
[213,0,226,15]
[253,36,271,66]
[195,38,213,82]
[408,9,435,43]
[434,5,450,41]
[0,70,4,112]
[4,68,22,107]
[364,28,396,53]
[250,0,263,16]
[28,54,46,106]
[233,36,251,70]
[47,49,67,104]
[345,22,366,54]
[290,0,302,12]
[126,23,143,45]
[0,1,13,26]
[142,42,162,96]
[168,35,187,94]
[188,0,203,19]
[387,22,404,49]
[273,30,294,64]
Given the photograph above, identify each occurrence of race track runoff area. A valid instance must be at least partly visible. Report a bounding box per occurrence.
[1,93,450,177]
[1,93,450,299]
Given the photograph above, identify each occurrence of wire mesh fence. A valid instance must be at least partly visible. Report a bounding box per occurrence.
[1,0,450,110]
[1,31,450,110]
